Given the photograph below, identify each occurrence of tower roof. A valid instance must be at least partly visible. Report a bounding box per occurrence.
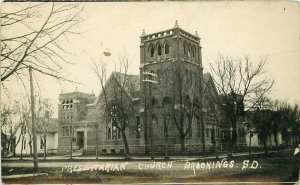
[140,22,200,43]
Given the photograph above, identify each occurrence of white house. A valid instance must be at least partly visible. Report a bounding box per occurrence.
[15,118,59,155]
[245,132,283,147]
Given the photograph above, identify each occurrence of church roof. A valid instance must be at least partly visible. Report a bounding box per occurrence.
[92,71,140,107]
[111,72,140,96]
[203,73,212,91]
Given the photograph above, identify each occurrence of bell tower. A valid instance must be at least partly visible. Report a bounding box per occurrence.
[139,21,204,154]
[139,21,203,100]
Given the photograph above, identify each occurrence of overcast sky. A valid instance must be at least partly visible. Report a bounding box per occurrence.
[2,1,300,116]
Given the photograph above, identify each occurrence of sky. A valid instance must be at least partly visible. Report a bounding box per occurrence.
[2,1,300,117]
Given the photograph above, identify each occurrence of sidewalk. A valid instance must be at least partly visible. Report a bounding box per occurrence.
[2,150,282,162]
[2,173,48,179]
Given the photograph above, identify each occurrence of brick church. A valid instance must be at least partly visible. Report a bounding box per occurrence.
[57,22,247,155]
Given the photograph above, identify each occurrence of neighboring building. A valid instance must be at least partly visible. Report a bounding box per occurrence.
[243,110,285,148]
[245,132,283,148]
[15,118,59,155]
[57,23,247,155]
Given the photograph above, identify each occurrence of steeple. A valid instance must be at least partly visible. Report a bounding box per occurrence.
[141,29,146,36]
[174,20,179,28]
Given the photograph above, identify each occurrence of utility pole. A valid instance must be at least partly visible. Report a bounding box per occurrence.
[149,83,154,160]
[143,71,158,160]
[29,66,38,172]
[70,125,73,159]
[96,123,98,160]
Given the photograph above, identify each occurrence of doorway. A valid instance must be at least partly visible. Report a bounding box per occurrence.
[77,131,84,149]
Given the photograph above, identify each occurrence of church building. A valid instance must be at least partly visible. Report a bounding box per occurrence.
[57,22,247,155]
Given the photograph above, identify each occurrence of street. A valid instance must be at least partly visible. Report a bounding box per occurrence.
[2,151,299,184]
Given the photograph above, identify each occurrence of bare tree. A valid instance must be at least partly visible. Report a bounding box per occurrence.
[168,61,200,154]
[93,53,137,159]
[276,102,300,147]
[1,3,82,83]
[1,104,22,157]
[255,93,280,148]
[36,98,54,160]
[159,87,172,159]
[210,55,274,156]
[18,101,31,160]
[92,55,109,159]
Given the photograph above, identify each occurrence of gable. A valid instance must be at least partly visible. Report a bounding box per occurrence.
[92,72,140,109]
[203,73,219,104]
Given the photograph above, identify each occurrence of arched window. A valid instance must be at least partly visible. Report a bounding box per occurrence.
[192,46,195,58]
[157,70,160,84]
[162,96,171,105]
[183,42,187,54]
[62,101,66,109]
[187,44,191,58]
[150,45,155,58]
[190,71,194,85]
[110,104,120,140]
[164,42,169,55]
[185,95,191,107]
[185,69,189,85]
[152,97,158,107]
[70,100,73,109]
[157,44,162,56]
[107,127,111,140]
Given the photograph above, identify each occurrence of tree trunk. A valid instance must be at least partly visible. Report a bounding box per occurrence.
[232,122,238,147]
[12,138,16,157]
[165,129,169,159]
[9,139,12,152]
[273,131,278,149]
[43,135,47,160]
[248,134,252,156]
[228,122,237,158]
[201,120,205,153]
[96,125,98,160]
[285,139,288,147]
[20,137,24,160]
[180,134,185,155]
[213,128,218,158]
[121,129,130,159]
[263,139,268,154]
[29,140,33,157]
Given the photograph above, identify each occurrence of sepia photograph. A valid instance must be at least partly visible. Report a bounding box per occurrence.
[1,1,300,184]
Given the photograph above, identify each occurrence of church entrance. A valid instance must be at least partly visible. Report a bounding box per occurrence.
[77,131,84,149]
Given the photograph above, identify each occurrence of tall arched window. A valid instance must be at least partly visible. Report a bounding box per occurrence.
[183,42,187,54]
[164,42,169,55]
[150,46,155,58]
[152,97,158,107]
[110,104,120,140]
[157,44,162,56]
[185,69,189,85]
[187,44,191,58]
[157,70,160,84]
[192,46,195,58]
